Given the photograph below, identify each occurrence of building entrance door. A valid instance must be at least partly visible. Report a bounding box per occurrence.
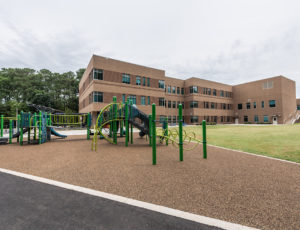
[272,116,278,125]
[235,118,239,124]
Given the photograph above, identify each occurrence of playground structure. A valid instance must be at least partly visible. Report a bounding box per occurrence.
[92,96,207,165]
[0,110,92,145]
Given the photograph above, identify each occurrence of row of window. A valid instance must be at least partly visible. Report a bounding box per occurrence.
[166,85,185,95]
[238,100,276,110]
[166,101,185,109]
[189,86,232,98]
[190,116,232,123]
[244,115,270,123]
[190,101,232,110]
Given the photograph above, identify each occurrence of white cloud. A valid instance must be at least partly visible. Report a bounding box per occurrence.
[0,0,299,96]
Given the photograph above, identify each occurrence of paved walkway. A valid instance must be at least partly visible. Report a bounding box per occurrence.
[0,172,222,230]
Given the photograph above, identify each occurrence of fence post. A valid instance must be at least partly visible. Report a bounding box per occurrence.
[130,100,133,144]
[179,104,183,161]
[39,111,42,144]
[152,104,156,165]
[113,96,117,144]
[9,120,12,144]
[148,114,152,146]
[28,112,31,144]
[20,111,23,146]
[17,114,21,143]
[87,113,90,140]
[202,120,207,159]
[0,115,3,137]
[125,101,129,147]
[164,117,168,146]
[34,112,37,140]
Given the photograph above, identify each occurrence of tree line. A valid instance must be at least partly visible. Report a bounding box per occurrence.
[0,68,85,117]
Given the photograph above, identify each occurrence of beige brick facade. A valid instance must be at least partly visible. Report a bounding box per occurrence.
[79,55,298,125]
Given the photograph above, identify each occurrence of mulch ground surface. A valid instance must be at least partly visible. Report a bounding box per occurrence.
[0,135,299,230]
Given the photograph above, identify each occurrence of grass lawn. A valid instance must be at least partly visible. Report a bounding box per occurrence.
[173,124,300,163]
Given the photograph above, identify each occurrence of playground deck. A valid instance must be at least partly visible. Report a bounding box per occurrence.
[0,135,299,230]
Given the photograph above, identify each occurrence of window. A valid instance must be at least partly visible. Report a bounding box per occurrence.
[172,86,176,94]
[148,96,150,105]
[220,90,224,97]
[141,96,146,105]
[262,81,274,89]
[181,88,184,95]
[207,88,211,95]
[227,116,230,122]
[190,116,199,123]
[147,77,150,87]
[221,116,224,122]
[222,103,226,110]
[190,86,198,94]
[168,116,172,123]
[158,80,165,89]
[93,92,103,102]
[93,69,103,80]
[167,101,171,108]
[181,102,184,109]
[159,116,166,123]
[213,116,217,123]
[264,115,269,122]
[254,115,259,123]
[128,95,137,104]
[173,116,176,123]
[253,102,256,109]
[172,101,176,108]
[142,77,146,86]
[159,98,165,106]
[298,105,300,110]
[211,102,216,109]
[177,101,180,108]
[213,89,217,96]
[262,101,264,108]
[136,76,141,85]
[122,94,126,103]
[269,100,276,108]
[177,87,180,94]
[167,86,171,93]
[246,102,251,109]
[122,74,130,84]
[190,101,198,108]
[238,104,243,110]
[204,102,209,109]
[244,116,248,122]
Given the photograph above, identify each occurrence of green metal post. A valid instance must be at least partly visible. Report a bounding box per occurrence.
[9,120,12,144]
[165,117,168,146]
[179,104,183,161]
[39,111,42,145]
[17,114,21,143]
[0,115,3,137]
[87,113,90,140]
[148,114,152,146]
[120,106,124,137]
[34,112,37,140]
[152,104,156,165]
[130,100,133,144]
[113,96,117,144]
[20,111,23,146]
[125,101,129,147]
[202,120,207,159]
[28,112,31,144]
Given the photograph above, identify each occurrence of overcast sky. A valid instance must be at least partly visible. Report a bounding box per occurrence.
[0,0,300,97]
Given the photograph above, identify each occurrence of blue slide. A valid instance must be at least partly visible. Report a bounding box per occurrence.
[50,128,67,138]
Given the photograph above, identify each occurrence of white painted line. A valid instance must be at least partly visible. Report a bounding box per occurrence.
[207,144,300,166]
[0,168,258,230]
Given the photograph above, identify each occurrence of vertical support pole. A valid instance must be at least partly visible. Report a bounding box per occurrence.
[202,120,207,159]
[0,115,3,137]
[148,114,152,146]
[28,112,31,144]
[130,100,133,144]
[179,104,183,161]
[87,113,90,140]
[39,111,42,144]
[17,114,21,143]
[113,96,117,144]
[20,111,23,146]
[125,101,129,147]
[9,120,12,144]
[34,112,37,140]
[165,117,168,146]
[152,104,156,165]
